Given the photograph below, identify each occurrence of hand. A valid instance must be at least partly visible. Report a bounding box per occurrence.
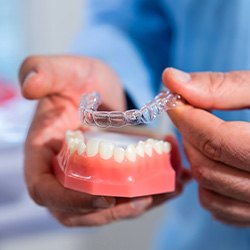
[19,56,187,227]
[163,68,250,227]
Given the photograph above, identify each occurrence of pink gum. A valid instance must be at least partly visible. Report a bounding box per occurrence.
[53,142,175,197]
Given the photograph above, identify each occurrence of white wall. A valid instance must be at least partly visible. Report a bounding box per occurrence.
[23,0,84,55]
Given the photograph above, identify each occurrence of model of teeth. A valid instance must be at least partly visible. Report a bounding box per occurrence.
[65,130,171,163]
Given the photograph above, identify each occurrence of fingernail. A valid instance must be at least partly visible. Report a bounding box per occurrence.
[171,68,191,83]
[130,197,151,210]
[93,197,116,208]
[23,71,37,87]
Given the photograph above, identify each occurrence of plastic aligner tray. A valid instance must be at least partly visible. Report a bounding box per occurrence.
[79,90,181,128]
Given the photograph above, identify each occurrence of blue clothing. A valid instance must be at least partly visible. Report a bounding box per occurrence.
[73,0,250,249]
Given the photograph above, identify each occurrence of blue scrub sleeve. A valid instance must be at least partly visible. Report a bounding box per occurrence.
[71,0,172,108]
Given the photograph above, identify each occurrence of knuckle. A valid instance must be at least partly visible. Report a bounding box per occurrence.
[201,138,222,160]
[27,180,45,207]
[105,206,140,223]
[199,188,212,210]
[191,164,213,188]
[199,188,220,215]
[208,72,226,98]
[57,217,76,227]
[105,208,123,223]
[212,213,240,226]
[212,213,229,225]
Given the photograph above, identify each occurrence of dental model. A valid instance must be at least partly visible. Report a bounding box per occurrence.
[53,129,175,197]
[79,90,181,128]
[54,91,180,197]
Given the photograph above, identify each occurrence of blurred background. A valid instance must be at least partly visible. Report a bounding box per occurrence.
[0,0,166,249]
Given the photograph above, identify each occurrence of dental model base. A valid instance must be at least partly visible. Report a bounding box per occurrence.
[79,90,181,128]
[53,128,175,197]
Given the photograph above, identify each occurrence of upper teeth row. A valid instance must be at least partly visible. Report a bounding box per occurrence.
[65,130,171,163]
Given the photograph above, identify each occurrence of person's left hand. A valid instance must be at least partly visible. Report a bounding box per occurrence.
[163,68,250,227]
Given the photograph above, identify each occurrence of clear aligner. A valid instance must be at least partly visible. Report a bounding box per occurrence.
[79,91,181,128]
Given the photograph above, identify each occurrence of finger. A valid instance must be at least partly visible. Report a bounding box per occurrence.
[183,139,250,203]
[213,213,250,227]
[168,104,250,172]
[164,135,182,176]
[199,187,250,224]
[50,196,152,227]
[25,141,116,213]
[19,55,125,111]
[19,56,94,100]
[162,68,250,109]
[164,135,192,182]
[150,177,184,208]
[49,179,185,227]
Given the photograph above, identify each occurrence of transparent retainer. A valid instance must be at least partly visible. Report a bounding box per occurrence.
[79,90,181,128]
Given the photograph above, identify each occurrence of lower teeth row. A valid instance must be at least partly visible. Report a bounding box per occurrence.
[66,130,171,163]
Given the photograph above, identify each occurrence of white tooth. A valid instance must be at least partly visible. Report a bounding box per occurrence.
[99,141,114,160]
[77,141,86,155]
[146,138,155,145]
[144,143,153,157]
[136,144,144,157]
[153,141,163,154]
[114,147,125,163]
[138,141,145,147]
[75,130,84,140]
[74,137,81,146]
[65,130,74,144]
[68,137,77,154]
[125,144,136,162]
[163,142,171,153]
[86,139,99,157]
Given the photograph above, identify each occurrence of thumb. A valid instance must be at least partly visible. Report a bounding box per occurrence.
[162,68,250,110]
[19,56,94,100]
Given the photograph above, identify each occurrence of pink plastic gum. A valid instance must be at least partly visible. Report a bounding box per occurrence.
[53,129,175,197]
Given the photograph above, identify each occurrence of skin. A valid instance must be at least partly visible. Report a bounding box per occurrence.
[163,68,250,227]
[19,56,188,227]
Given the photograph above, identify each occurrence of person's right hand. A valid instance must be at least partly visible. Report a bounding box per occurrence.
[19,56,188,227]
